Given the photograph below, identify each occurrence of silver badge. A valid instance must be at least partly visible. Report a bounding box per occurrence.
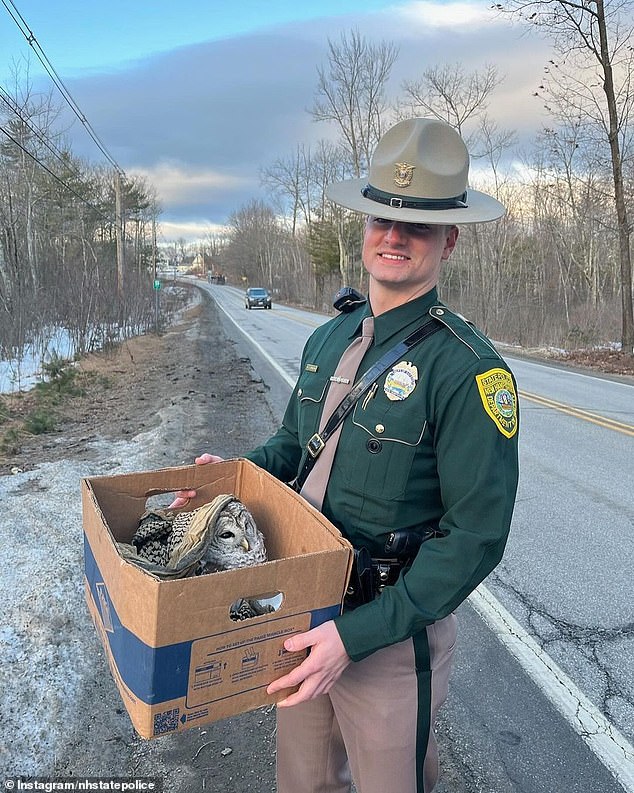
[384,361,418,401]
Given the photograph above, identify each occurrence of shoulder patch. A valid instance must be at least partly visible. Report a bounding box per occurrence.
[475,368,518,438]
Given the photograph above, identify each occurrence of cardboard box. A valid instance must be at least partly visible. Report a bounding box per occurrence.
[82,459,353,738]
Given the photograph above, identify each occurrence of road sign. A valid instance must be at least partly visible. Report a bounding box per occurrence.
[153,279,161,290]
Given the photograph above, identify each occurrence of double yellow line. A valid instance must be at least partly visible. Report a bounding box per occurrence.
[520,390,634,436]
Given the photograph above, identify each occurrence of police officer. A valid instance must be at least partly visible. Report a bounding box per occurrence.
[173,117,519,793]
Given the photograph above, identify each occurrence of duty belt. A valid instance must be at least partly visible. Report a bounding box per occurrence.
[344,555,408,611]
[342,527,446,611]
[372,558,406,590]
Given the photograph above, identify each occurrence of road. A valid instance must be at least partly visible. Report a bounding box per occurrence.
[202,280,634,793]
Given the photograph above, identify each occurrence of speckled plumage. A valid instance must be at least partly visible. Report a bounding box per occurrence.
[122,495,269,620]
[199,497,267,573]
[126,494,266,575]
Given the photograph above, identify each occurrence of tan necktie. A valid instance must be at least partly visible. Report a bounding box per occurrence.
[300,316,374,510]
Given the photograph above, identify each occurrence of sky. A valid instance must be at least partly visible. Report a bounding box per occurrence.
[0,0,553,243]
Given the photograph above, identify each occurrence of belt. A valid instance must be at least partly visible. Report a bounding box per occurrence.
[371,558,405,590]
[344,553,408,611]
[342,527,445,611]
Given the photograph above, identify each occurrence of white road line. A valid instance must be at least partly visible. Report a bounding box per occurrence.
[212,296,297,387]
[211,287,634,791]
[470,586,634,792]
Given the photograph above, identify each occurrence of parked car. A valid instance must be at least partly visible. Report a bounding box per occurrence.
[245,287,272,309]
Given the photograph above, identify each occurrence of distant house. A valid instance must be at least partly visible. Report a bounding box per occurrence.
[191,252,216,274]
[180,254,197,273]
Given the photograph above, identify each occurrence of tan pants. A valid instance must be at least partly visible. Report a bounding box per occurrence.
[276,613,457,793]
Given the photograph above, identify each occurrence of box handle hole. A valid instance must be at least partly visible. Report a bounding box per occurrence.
[144,492,179,509]
[229,591,283,622]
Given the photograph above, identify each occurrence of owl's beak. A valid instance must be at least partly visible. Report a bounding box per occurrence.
[240,538,250,552]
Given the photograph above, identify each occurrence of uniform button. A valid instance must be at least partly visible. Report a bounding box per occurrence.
[434,308,445,316]
[367,439,382,454]
[297,388,303,396]
[375,424,385,434]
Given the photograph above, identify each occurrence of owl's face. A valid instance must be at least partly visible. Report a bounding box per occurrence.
[201,499,267,572]
[214,506,251,553]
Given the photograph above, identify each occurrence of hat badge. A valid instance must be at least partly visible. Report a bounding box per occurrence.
[394,162,415,188]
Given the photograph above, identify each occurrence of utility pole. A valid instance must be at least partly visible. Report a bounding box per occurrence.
[152,214,160,334]
[114,170,125,300]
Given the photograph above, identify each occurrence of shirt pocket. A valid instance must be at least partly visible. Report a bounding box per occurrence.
[295,371,329,447]
[339,387,429,499]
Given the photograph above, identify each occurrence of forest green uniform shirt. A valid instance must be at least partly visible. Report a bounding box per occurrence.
[246,287,519,662]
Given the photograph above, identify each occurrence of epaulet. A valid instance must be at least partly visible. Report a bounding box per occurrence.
[428,305,501,360]
[333,286,367,313]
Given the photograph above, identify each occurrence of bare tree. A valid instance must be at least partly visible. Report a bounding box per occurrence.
[495,0,634,352]
[221,199,315,305]
[311,29,398,177]
[400,62,501,143]
[0,68,161,372]
[225,200,283,287]
[399,62,517,330]
[261,145,316,235]
[310,30,398,287]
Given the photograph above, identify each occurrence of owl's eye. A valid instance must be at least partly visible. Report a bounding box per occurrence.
[219,531,236,540]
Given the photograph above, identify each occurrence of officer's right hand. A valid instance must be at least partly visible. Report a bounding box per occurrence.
[168,453,224,508]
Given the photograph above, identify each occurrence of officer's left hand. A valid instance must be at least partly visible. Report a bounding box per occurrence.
[266,620,351,707]
[167,453,225,508]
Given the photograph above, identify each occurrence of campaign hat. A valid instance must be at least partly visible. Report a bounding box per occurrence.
[325,117,505,224]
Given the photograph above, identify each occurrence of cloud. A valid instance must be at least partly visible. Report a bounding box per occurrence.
[50,2,551,237]
[158,219,228,243]
[66,32,323,169]
[129,161,250,205]
[394,0,503,30]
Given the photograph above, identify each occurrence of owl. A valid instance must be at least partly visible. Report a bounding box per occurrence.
[126,494,267,577]
[126,495,270,620]
[198,497,268,573]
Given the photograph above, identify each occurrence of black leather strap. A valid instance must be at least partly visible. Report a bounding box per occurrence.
[293,317,443,492]
[361,183,468,211]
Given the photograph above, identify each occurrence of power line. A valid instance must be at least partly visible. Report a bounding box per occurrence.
[1,0,124,175]
[0,123,115,224]
[0,86,83,178]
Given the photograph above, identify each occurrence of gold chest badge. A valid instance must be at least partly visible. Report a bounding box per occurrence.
[384,361,418,401]
[394,162,415,188]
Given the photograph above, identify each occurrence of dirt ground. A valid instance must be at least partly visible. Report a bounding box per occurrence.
[538,346,634,377]
[0,290,280,475]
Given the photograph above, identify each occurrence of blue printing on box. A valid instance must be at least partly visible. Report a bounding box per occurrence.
[84,534,339,705]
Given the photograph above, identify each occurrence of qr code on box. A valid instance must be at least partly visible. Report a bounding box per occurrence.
[154,707,180,735]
